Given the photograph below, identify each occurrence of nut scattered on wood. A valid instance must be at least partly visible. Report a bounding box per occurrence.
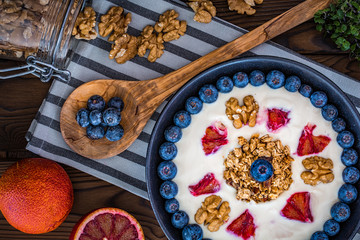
[224,134,293,203]
[98,6,132,42]
[195,195,230,232]
[109,33,140,64]
[72,7,97,40]
[188,0,216,23]
[225,95,259,129]
[301,156,334,186]
[228,0,263,15]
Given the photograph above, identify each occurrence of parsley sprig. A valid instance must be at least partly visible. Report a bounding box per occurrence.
[314,0,360,61]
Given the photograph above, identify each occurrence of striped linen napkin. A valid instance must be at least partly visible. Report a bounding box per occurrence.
[26,0,360,202]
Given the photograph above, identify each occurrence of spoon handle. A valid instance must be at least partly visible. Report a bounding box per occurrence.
[147,0,331,102]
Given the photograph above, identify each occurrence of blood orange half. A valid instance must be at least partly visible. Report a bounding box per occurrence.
[69,207,145,240]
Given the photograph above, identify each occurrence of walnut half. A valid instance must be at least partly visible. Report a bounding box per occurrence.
[301,156,334,186]
[195,195,230,232]
[72,7,97,40]
[188,0,216,23]
[228,0,263,15]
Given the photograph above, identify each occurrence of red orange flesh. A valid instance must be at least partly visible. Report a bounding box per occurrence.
[70,207,145,240]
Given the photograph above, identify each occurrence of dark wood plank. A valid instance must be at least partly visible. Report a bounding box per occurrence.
[0,0,359,239]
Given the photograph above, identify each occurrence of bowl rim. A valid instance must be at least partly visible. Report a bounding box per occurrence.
[146,55,360,240]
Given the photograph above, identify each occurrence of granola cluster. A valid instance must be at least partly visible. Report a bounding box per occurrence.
[301,156,334,186]
[223,134,294,203]
[195,195,230,232]
[225,95,259,129]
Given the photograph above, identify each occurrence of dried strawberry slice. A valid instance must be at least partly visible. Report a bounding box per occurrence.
[188,173,220,196]
[226,209,256,240]
[280,192,313,223]
[201,122,228,155]
[267,108,290,132]
[297,123,331,156]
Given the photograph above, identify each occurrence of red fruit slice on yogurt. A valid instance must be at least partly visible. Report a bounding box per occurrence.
[201,121,228,155]
[297,123,331,156]
[188,173,220,196]
[267,108,290,132]
[226,209,256,240]
[280,192,313,223]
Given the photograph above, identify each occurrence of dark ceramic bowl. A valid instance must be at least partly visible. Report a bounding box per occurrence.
[146,56,360,240]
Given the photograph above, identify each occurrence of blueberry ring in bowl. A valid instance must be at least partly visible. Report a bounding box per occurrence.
[146,56,360,240]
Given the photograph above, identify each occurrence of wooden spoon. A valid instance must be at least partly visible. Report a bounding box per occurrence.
[60,0,331,159]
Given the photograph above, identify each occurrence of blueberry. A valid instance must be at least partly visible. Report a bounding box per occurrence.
[341,148,358,166]
[105,125,124,141]
[157,161,177,180]
[159,181,178,199]
[216,76,234,93]
[164,125,182,143]
[323,219,340,236]
[310,91,328,108]
[164,198,180,213]
[311,231,329,240]
[233,72,249,88]
[185,96,203,114]
[338,184,358,204]
[86,125,105,140]
[250,159,273,182]
[182,224,203,240]
[108,97,124,112]
[266,70,285,89]
[343,166,360,184]
[331,202,350,222]
[173,110,191,128]
[103,107,121,127]
[159,142,177,160]
[284,75,301,92]
[76,108,90,127]
[87,95,106,111]
[337,130,355,148]
[249,70,265,86]
[89,110,102,126]
[171,210,189,229]
[332,118,346,132]
[321,104,338,121]
[299,84,313,98]
[199,84,218,103]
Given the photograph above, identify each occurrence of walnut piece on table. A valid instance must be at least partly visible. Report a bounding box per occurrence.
[228,0,263,15]
[109,33,140,64]
[98,6,132,42]
[154,9,187,42]
[187,0,216,23]
[137,25,165,63]
[195,195,230,232]
[301,156,334,186]
[72,6,97,40]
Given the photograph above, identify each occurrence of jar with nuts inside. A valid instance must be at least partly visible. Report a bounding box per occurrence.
[0,0,87,82]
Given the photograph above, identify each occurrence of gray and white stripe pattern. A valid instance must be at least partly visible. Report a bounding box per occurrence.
[26,0,360,204]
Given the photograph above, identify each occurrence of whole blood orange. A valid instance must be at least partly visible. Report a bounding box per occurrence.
[0,158,73,234]
[70,207,145,240]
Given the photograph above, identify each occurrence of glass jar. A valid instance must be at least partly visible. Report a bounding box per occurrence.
[0,0,86,81]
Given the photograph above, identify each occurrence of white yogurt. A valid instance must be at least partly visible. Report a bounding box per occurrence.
[172,85,344,240]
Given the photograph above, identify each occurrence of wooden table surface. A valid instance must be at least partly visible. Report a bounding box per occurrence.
[0,0,359,239]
